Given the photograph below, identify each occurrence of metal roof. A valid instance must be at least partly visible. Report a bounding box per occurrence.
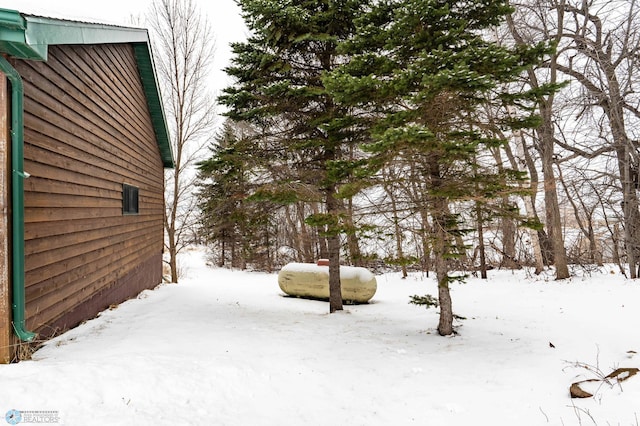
[0,8,174,168]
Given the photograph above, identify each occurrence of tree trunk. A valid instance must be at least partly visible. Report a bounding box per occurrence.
[434,209,453,336]
[231,238,237,269]
[588,225,603,267]
[612,223,625,275]
[617,145,640,278]
[384,181,407,278]
[297,203,315,263]
[284,205,303,262]
[538,111,570,279]
[312,203,329,259]
[220,237,226,267]
[420,209,431,277]
[501,218,518,269]
[428,160,453,336]
[326,190,343,313]
[343,197,363,266]
[506,12,567,278]
[517,136,546,273]
[503,132,544,273]
[523,197,545,275]
[169,237,178,283]
[476,203,487,279]
[150,0,216,284]
[501,202,519,269]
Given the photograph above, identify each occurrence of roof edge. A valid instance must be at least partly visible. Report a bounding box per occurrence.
[0,8,149,61]
[133,42,175,169]
[24,14,149,61]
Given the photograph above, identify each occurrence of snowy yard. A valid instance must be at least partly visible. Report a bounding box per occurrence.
[1,247,639,425]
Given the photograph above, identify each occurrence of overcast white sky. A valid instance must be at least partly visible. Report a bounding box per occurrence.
[0,0,248,106]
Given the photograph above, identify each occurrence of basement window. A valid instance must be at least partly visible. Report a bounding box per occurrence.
[123,184,139,215]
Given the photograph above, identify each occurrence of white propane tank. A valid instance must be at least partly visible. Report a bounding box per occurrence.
[278,260,377,303]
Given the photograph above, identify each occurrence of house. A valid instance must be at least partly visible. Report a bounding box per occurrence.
[0,9,174,363]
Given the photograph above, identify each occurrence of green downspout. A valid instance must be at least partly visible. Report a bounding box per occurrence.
[0,55,36,342]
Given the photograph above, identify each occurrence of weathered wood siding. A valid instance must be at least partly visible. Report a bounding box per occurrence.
[12,44,165,336]
[0,75,13,362]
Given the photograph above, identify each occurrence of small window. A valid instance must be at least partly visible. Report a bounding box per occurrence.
[123,184,139,215]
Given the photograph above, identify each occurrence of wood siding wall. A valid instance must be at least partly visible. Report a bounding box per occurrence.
[12,44,165,336]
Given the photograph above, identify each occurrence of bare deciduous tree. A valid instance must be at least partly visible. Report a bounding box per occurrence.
[507,4,571,279]
[553,0,640,277]
[147,0,216,282]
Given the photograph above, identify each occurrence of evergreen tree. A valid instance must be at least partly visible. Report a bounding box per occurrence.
[197,121,274,270]
[325,0,551,335]
[220,0,371,312]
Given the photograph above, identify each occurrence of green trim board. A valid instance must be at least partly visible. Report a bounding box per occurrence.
[0,8,174,168]
[134,42,173,168]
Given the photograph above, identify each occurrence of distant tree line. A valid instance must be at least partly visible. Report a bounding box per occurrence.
[196,0,640,333]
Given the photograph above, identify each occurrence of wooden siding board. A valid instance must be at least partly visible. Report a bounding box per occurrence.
[101,44,152,122]
[26,239,160,331]
[33,254,162,338]
[104,44,158,140]
[25,111,159,188]
[26,226,161,304]
[24,160,116,194]
[24,215,163,242]
[0,73,13,363]
[24,139,162,194]
[13,42,165,335]
[25,177,123,201]
[24,226,161,298]
[24,207,122,223]
[20,46,162,178]
[26,219,160,267]
[25,192,121,209]
[20,55,156,168]
[25,226,162,295]
[66,45,156,145]
[22,85,163,185]
[52,44,153,143]
[101,47,164,164]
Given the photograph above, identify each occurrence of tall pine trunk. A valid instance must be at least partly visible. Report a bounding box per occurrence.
[434,207,453,336]
[429,161,453,336]
[326,189,343,313]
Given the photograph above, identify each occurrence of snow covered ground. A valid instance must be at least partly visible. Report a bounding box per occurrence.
[1,247,639,425]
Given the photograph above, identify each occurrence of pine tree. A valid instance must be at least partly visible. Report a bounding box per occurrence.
[197,121,274,269]
[325,0,551,335]
[219,0,371,312]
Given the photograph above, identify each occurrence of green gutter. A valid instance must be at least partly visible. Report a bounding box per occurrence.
[0,55,36,342]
